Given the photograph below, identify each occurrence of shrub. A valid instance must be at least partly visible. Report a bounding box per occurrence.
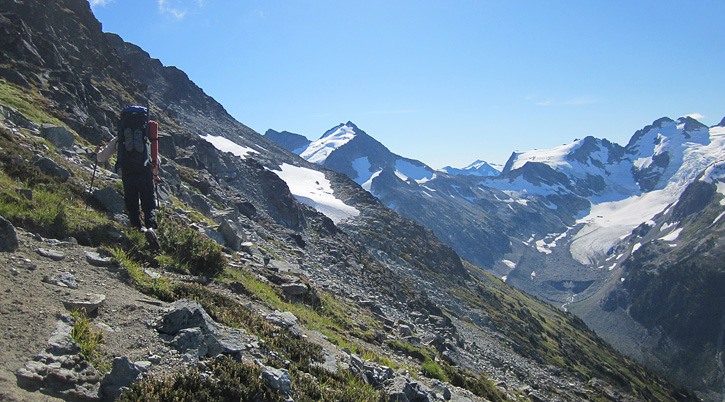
[157,215,226,277]
[118,357,282,401]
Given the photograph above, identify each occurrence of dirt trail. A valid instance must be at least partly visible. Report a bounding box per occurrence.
[0,228,173,401]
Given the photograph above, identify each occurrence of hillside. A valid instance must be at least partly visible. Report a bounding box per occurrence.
[0,0,702,401]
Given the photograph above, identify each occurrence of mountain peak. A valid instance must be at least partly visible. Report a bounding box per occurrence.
[441,160,501,177]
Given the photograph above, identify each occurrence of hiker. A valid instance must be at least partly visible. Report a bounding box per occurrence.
[95,106,160,231]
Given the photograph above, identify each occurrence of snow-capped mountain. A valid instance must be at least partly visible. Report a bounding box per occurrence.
[265,122,437,193]
[441,160,502,177]
[267,116,725,398]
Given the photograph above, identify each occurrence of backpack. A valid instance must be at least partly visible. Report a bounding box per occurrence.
[116,105,158,175]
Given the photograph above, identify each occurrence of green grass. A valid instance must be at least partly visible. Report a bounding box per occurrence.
[70,309,110,373]
[0,78,65,126]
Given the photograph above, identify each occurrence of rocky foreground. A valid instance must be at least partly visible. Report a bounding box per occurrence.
[0,219,496,401]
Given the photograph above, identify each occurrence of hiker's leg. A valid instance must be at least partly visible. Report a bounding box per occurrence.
[139,169,157,229]
[122,175,142,229]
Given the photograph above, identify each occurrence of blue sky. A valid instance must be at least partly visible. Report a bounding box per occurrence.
[90,0,725,168]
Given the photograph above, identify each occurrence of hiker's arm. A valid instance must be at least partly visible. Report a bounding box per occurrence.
[148,120,159,168]
[95,136,118,163]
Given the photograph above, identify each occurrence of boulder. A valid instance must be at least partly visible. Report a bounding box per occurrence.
[219,219,246,251]
[36,247,65,261]
[42,271,78,289]
[100,356,144,401]
[41,124,75,149]
[265,311,298,328]
[259,364,292,397]
[0,215,19,252]
[63,293,106,315]
[34,157,70,181]
[92,186,125,214]
[85,251,114,267]
[157,300,252,360]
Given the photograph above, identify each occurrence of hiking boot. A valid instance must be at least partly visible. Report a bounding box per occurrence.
[143,227,160,250]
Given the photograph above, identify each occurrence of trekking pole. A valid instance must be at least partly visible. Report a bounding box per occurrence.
[86,151,98,210]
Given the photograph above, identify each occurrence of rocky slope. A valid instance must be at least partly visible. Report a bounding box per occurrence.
[0,0,703,400]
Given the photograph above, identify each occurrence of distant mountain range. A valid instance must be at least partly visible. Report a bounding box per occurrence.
[267,116,725,399]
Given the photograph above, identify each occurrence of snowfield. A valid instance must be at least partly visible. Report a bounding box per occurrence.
[272,163,360,224]
[569,121,725,266]
[200,134,258,158]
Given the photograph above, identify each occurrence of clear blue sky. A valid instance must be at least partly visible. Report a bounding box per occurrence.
[90,0,725,168]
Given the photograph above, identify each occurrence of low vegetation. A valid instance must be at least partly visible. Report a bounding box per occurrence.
[70,309,110,373]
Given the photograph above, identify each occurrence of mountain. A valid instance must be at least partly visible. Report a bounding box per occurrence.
[264,129,311,153]
[0,0,705,400]
[273,118,725,400]
[441,160,502,177]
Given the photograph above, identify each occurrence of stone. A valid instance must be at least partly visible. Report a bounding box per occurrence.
[37,248,65,261]
[0,215,19,252]
[157,300,251,360]
[41,124,75,149]
[63,293,106,315]
[100,356,144,401]
[281,282,308,297]
[85,251,114,267]
[34,157,71,181]
[265,310,298,328]
[43,271,78,289]
[259,364,292,396]
[157,300,218,335]
[172,327,208,357]
[92,186,125,214]
[219,219,246,251]
[16,317,102,400]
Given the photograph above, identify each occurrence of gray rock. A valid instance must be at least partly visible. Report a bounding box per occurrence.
[265,310,298,328]
[158,300,251,360]
[41,124,75,149]
[260,364,292,396]
[63,293,106,315]
[399,324,414,337]
[92,186,125,214]
[172,327,208,357]
[36,247,65,261]
[384,375,436,402]
[157,300,218,335]
[34,157,70,180]
[16,317,102,400]
[219,219,246,251]
[281,282,308,297]
[43,271,78,289]
[85,251,114,267]
[100,356,144,401]
[0,215,19,252]
[204,228,226,247]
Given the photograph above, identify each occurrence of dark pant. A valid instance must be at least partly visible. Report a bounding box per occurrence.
[122,169,156,229]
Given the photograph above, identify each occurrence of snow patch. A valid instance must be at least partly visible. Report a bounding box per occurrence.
[660,228,683,242]
[200,134,258,158]
[272,163,359,224]
[502,260,516,269]
[714,211,725,225]
[395,159,434,183]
